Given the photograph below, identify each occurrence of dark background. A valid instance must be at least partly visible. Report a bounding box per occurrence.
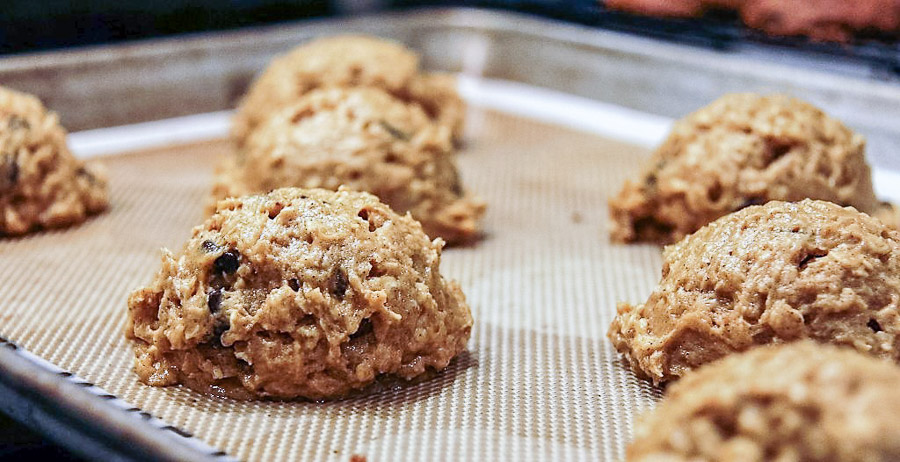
[1,1,898,460]
[4,0,898,78]
[1,0,334,54]
[2,1,596,55]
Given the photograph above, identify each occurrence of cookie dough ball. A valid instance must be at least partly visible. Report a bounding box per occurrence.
[740,0,900,42]
[127,187,474,400]
[609,199,900,384]
[406,72,466,143]
[628,342,900,462]
[606,0,899,42]
[0,86,108,235]
[609,93,894,244]
[605,0,712,17]
[214,87,485,245]
[232,35,464,146]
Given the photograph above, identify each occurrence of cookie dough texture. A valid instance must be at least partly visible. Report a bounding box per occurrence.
[213,87,485,245]
[609,199,900,384]
[609,93,895,244]
[0,86,108,235]
[628,342,900,462]
[232,35,465,146]
[605,0,900,42]
[127,187,473,400]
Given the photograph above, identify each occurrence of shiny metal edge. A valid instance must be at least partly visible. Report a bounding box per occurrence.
[0,7,899,460]
[0,336,236,461]
[0,8,898,168]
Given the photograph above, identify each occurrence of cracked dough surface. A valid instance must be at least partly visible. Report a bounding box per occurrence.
[127,187,473,400]
[231,35,464,146]
[213,87,485,245]
[628,341,900,462]
[609,199,900,384]
[609,93,896,244]
[0,86,108,235]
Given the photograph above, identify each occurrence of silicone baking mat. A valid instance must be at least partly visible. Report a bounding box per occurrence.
[1,105,677,460]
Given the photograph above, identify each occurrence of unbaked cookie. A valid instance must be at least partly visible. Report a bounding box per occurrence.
[605,0,900,43]
[609,199,900,384]
[0,86,108,235]
[127,187,473,400]
[213,87,485,245]
[231,35,465,146]
[609,93,895,244]
[627,341,900,461]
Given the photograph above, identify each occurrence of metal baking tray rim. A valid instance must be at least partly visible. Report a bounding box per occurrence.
[1,7,900,461]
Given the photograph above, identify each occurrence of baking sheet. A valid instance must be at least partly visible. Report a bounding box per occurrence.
[3,8,900,170]
[64,76,900,200]
[0,101,667,462]
[3,72,900,460]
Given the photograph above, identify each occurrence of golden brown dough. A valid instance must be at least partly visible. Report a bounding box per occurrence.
[0,86,108,235]
[740,0,900,43]
[605,0,900,42]
[609,93,895,244]
[213,87,485,245]
[231,35,464,146]
[628,342,900,462]
[127,187,473,400]
[609,199,900,384]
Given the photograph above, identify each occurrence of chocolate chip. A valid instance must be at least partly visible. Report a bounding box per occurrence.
[201,240,218,253]
[349,318,373,340]
[0,154,18,192]
[450,170,463,197]
[641,161,667,193]
[207,288,223,313]
[378,120,410,141]
[331,268,349,299]
[7,115,29,131]
[738,197,767,210]
[868,319,883,333]
[75,166,93,181]
[212,318,229,343]
[288,278,300,292]
[798,251,826,270]
[452,181,463,197]
[213,250,240,275]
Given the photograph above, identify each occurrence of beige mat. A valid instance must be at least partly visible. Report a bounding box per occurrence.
[0,109,663,461]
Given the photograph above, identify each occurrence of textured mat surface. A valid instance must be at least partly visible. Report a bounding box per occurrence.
[0,109,663,461]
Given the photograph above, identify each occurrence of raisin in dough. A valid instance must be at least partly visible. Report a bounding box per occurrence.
[213,87,485,245]
[628,342,900,461]
[0,86,108,235]
[127,187,473,400]
[231,35,465,146]
[609,199,900,384]
[609,93,897,244]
